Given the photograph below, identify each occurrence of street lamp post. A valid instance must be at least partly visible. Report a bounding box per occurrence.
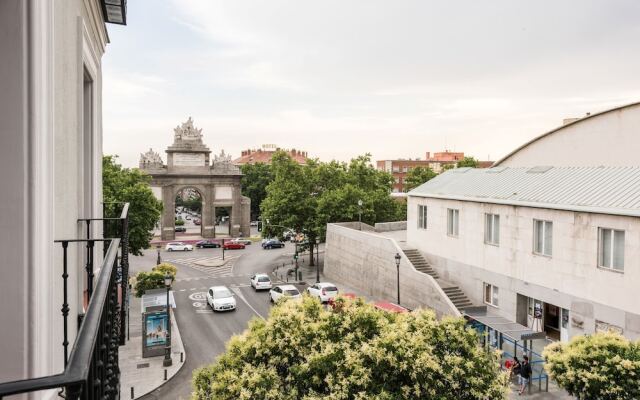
[156,245,161,265]
[315,238,320,283]
[163,273,173,367]
[221,238,225,261]
[395,253,402,305]
[357,199,363,230]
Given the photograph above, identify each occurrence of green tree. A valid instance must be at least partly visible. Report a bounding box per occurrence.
[240,162,274,221]
[261,152,404,264]
[456,156,479,168]
[103,155,163,255]
[543,332,640,399]
[404,166,437,192]
[192,297,509,399]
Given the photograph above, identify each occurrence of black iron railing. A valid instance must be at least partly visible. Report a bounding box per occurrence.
[0,203,130,399]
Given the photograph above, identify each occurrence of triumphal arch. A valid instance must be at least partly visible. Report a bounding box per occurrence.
[139,118,250,240]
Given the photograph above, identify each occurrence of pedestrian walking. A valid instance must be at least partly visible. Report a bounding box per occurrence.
[518,355,532,395]
[509,356,521,381]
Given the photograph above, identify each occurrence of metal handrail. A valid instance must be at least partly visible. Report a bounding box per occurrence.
[0,238,120,398]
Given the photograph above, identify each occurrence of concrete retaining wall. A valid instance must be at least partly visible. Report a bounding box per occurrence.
[375,221,407,232]
[324,224,460,318]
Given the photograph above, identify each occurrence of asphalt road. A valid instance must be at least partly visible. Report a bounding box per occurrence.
[136,240,306,400]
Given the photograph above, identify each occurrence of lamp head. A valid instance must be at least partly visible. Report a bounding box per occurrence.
[395,253,401,266]
[164,273,173,287]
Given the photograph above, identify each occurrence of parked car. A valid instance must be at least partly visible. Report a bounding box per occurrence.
[174,226,186,233]
[165,242,193,252]
[196,240,220,248]
[193,219,201,226]
[250,221,259,227]
[223,240,245,250]
[234,238,252,245]
[185,216,191,220]
[262,239,285,249]
[250,273,272,291]
[306,282,339,303]
[269,285,302,303]
[206,286,236,311]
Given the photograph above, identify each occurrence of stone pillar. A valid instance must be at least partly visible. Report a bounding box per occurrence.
[161,185,175,241]
[241,196,251,238]
[201,184,215,238]
[230,185,242,237]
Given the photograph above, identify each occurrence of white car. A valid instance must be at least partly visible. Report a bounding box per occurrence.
[250,274,272,291]
[269,285,302,303]
[206,286,236,311]
[165,242,193,252]
[307,282,339,303]
[234,238,252,245]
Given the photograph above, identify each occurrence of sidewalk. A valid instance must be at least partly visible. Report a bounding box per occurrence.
[119,294,186,399]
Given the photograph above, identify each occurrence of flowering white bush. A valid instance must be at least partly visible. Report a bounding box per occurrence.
[543,332,640,399]
[192,296,508,399]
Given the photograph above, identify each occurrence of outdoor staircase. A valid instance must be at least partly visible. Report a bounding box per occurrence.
[402,248,474,311]
[402,249,439,279]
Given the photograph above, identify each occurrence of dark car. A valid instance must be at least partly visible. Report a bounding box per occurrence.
[196,240,220,248]
[175,226,186,232]
[262,239,285,249]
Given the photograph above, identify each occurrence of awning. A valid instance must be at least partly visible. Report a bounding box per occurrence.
[464,306,546,341]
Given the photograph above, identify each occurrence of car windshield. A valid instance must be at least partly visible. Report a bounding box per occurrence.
[214,289,233,299]
[285,289,300,296]
[324,286,338,292]
[258,277,270,282]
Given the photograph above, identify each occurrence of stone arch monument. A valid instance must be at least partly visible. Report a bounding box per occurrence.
[139,117,250,240]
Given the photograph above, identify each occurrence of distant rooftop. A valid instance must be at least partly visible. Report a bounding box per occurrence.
[233,144,308,165]
[409,166,640,217]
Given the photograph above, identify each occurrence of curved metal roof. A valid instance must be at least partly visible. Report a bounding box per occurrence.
[494,101,640,166]
[408,166,640,217]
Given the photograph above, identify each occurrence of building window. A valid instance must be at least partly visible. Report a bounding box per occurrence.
[402,166,408,173]
[533,219,553,256]
[484,213,500,245]
[484,283,499,307]
[598,228,624,271]
[447,208,459,236]
[393,166,400,172]
[394,177,400,183]
[417,205,427,229]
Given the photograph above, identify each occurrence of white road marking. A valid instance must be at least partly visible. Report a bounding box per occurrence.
[230,287,265,320]
[179,289,186,292]
[196,309,213,314]
[190,288,196,291]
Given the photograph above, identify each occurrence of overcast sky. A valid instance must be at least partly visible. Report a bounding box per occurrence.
[103,0,640,167]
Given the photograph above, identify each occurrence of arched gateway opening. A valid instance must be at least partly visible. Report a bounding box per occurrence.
[139,118,250,241]
[175,187,204,237]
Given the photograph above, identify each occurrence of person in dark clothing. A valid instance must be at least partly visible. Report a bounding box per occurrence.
[519,355,533,395]
[509,356,522,381]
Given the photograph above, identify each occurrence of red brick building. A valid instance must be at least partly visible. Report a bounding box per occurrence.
[233,144,308,165]
[377,151,492,192]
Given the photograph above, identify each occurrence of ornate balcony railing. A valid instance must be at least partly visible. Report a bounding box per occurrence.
[0,203,130,399]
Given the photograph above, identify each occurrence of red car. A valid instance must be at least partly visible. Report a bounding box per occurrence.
[223,240,245,250]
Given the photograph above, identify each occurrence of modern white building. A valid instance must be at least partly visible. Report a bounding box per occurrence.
[494,101,640,167]
[407,166,640,341]
[0,0,127,397]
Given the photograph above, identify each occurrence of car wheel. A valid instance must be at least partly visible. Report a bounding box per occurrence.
[184,248,188,251]
[270,295,274,303]
[168,248,173,252]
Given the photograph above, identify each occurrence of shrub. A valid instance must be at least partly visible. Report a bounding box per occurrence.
[192,296,509,399]
[175,219,185,226]
[543,331,640,400]
[152,263,178,279]
[133,271,165,297]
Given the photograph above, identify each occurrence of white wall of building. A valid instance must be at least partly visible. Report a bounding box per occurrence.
[495,102,640,167]
[407,196,640,340]
[0,0,108,391]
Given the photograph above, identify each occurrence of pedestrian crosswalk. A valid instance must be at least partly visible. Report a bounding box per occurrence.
[165,255,241,279]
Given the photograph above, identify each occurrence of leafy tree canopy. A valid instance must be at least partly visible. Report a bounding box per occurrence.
[241,162,274,221]
[192,297,509,399]
[103,155,163,255]
[260,152,404,253]
[404,166,437,192]
[543,332,640,400]
[456,156,479,168]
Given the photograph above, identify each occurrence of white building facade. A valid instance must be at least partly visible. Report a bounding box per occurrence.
[0,0,124,395]
[407,167,640,341]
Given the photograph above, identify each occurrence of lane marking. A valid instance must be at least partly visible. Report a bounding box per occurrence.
[179,289,186,292]
[230,287,265,320]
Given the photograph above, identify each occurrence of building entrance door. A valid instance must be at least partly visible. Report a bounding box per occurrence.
[560,308,570,342]
[544,303,561,341]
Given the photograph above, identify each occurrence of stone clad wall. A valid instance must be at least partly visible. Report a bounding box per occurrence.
[324,223,460,318]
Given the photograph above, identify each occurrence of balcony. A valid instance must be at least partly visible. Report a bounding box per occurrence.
[0,203,130,399]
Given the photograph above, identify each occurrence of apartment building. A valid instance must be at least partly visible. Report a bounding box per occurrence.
[407,166,640,341]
